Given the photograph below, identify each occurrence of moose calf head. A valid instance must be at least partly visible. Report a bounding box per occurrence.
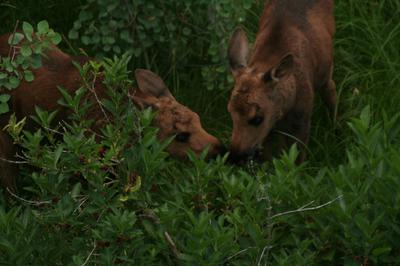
[227,28,297,162]
[133,69,224,159]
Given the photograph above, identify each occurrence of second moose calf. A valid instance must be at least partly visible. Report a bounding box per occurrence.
[227,0,336,163]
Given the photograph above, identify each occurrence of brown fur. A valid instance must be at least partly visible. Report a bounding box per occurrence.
[0,34,222,191]
[227,0,336,163]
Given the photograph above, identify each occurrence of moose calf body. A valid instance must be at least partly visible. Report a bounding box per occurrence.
[227,0,336,163]
[0,34,222,191]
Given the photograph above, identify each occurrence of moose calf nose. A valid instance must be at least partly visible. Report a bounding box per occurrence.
[228,147,254,165]
[228,152,247,165]
[206,143,227,160]
[228,148,242,165]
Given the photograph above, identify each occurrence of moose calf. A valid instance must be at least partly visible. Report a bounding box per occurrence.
[0,33,222,191]
[227,0,336,163]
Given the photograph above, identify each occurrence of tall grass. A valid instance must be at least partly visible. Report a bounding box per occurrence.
[310,0,400,166]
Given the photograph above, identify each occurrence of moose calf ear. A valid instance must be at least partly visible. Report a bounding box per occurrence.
[135,69,174,99]
[263,54,294,83]
[228,28,249,73]
[131,90,158,110]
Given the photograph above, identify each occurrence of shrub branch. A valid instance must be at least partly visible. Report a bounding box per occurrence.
[267,195,343,220]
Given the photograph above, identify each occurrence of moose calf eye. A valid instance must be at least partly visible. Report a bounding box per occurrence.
[175,132,190,143]
[248,116,264,126]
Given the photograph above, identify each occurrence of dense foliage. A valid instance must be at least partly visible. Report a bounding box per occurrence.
[1,0,400,265]
[68,0,253,91]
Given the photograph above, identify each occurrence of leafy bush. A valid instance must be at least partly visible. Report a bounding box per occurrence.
[68,0,253,91]
[1,54,172,264]
[259,108,400,265]
[2,103,400,264]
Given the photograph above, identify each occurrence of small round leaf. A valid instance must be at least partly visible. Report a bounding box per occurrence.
[24,70,34,82]
[0,94,11,103]
[0,102,10,114]
[22,22,34,40]
[21,45,32,57]
[37,20,50,34]
[8,33,24,45]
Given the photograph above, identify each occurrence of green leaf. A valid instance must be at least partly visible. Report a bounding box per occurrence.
[8,33,24,45]
[372,247,391,256]
[0,94,11,102]
[112,45,121,54]
[51,33,62,45]
[53,145,63,168]
[24,70,34,82]
[360,106,371,128]
[37,20,50,34]
[119,195,129,202]
[31,54,42,69]
[68,29,79,40]
[32,43,42,54]
[0,102,9,114]
[120,30,130,41]
[124,175,142,193]
[355,214,372,236]
[178,253,196,262]
[81,35,91,45]
[71,183,82,199]
[22,22,34,40]
[20,45,32,57]
[8,76,20,89]
[78,10,93,21]
[183,27,191,36]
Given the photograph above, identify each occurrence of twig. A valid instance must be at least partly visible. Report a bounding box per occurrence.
[0,3,17,8]
[8,20,19,58]
[104,180,119,186]
[257,245,273,266]
[274,129,311,154]
[226,248,253,262]
[298,200,316,210]
[89,73,110,124]
[247,162,274,266]
[42,125,64,135]
[61,33,78,56]
[73,196,89,215]
[268,195,343,221]
[6,187,52,206]
[139,209,161,225]
[81,240,96,266]
[164,231,181,259]
[0,156,29,164]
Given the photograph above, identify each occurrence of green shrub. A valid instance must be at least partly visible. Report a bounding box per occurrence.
[3,84,400,265]
[68,0,254,91]
[258,108,400,265]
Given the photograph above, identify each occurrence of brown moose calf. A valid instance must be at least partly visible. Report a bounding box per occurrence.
[0,33,223,191]
[227,0,336,163]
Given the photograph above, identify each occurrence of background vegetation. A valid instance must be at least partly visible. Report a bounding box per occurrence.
[1,0,400,265]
